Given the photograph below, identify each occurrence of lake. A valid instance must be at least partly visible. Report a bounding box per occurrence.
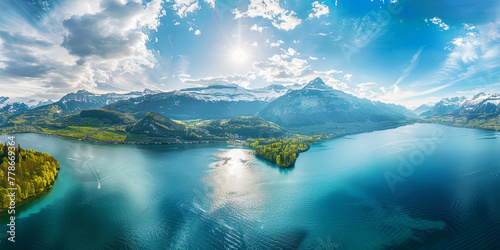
[1,123,500,249]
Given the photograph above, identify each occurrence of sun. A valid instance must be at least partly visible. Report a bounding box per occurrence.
[231,48,248,64]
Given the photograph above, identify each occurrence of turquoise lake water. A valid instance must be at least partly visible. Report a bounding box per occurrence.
[1,123,500,249]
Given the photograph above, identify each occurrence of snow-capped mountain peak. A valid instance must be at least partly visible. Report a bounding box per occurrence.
[303,77,333,91]
[179,84,294,102]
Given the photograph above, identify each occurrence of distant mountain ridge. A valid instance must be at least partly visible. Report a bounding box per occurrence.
[0,97,8,105]
[258,78,415,127]
[56,89,159,112]
[422,93,500,118]
[420,96,467,117]
[104,90,269,120]
[3,78,418,133]
[412,103,433,116]
[179,83,297,102]
[451,93,500,116]
[421,92,500,131]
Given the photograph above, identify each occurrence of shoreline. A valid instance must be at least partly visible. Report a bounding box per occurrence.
[417,119,500,132]
[1,120,421,147]
[0,172,59,214]
[1,121,495,213]
[0,130,227,145]
[8,120,497,151]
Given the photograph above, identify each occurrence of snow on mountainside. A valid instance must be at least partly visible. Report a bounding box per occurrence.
[0,97,8,106]
[179,84,301,102]
[29,99,55,108]
[461,93,495,108]
[1,89,158,114]
[453,92,500,115]
[0,95,55,110]
[258,77,414,126]
[59,89,157,105]
[302,77,333,91]
[8,88,163,116]
[423,92,500,117]
[420,96,467,117]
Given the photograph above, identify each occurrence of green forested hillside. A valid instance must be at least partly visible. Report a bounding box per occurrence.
[204,116,284,138]
[0,143,59,210]
[127,112,186,136]
[57,108,136,127]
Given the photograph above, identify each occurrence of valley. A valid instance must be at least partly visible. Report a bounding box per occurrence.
[3,78,500,168]
[0,77,419,168]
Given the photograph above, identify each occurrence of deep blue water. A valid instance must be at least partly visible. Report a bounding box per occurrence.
[1,123,500,249]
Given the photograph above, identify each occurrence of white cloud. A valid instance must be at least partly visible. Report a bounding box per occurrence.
[267,39,284,47]
[308,1,329,20]
[463,23,476,31]
[425,17,450,31]
[355,82,378,98]
[174,21,181,25]
[180,73,256,87]
[337,10,390,60]
[194,29,201,35]
[394,46,424,86]
[172,0,200,18]
[252,42,258,47]
[233,0,302,31]
[253,50,347,90]
[0,0,165,101]
[282,47,298,57]
[250,24,266,33]
[447,35,483,65]
[180,48,349,91]
[309,56,318,60]
[204,0,215,8]
[373,23,500,106]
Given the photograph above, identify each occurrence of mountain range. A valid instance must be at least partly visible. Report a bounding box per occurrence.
[102,83,309,120]
[420,97,467,117]
[179,83,301,102]
[258,78,415,126]
[7,77,500,140]
[1,78,421,133]
[421,93,500,118]
[421,92,500,131]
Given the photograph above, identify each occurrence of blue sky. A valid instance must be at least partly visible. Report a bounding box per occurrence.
[0,0,499,107]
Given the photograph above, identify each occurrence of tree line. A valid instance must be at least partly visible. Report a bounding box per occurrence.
[246,138,313,168]
[0,143,59,209]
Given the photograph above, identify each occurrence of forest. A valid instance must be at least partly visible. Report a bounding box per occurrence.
[204,116,284,139]
[0,143,59,210]
[246,138,313,168]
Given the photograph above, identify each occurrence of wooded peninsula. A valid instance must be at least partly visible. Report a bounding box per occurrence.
[0,143,59,210]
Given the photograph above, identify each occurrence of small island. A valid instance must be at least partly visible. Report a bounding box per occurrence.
[0,143,59,211]
[245,136,330,168]
[245,138,311,168]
